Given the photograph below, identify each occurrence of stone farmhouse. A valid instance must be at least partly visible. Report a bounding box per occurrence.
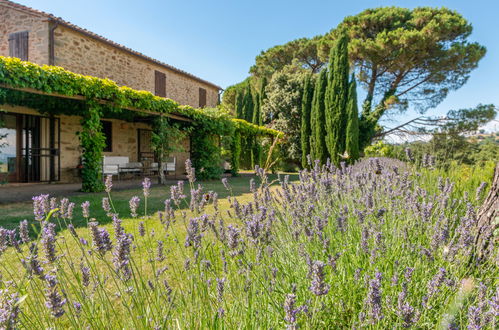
[0,0,222,183]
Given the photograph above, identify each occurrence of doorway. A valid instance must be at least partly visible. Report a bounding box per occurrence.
[0,112,60,183]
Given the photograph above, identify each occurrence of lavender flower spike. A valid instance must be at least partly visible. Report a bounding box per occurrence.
[19,220,30,244]
[309,260,330,296]
[32,194,49,221]
[142,178,151,197]
[81,201,90,219]
[41,222,57,263]
[105,174,113,193]
[185,159,196,183]
[44,274,66,318]
[366,272,384,323]
[0,288,21,329]
[129,196,140,217]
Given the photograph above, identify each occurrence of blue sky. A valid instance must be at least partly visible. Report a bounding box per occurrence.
[19,0,499,132]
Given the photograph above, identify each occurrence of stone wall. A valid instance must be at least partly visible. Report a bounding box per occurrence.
[54,26,219,108]
[0,3,49,64]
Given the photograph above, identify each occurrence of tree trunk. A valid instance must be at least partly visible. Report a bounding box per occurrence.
[473,162,499,263]
[159,161,167,185]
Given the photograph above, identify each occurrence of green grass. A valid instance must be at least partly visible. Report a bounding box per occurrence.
[0,174,297,230]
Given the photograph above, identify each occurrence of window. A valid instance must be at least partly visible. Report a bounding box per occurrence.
[101,121,113,152]
[199,87,207,108]
[155,71,166,97]
[9,31,29,61]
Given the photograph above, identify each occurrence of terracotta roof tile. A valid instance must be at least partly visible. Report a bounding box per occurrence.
[0,0,222,90]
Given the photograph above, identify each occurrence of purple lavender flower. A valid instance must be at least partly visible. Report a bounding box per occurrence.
[226,225,241,255]
[138,221,145,237]
[73,301,82,316]
[185,217,201,249]
[49,198,58,217]
[142,177,151,197]
[489,287,499,319]
[44,274,66,318]
[112,216,125,239]
[59,198,74,220]
[88,221,112,255]
[365,272,383,323]
[32,194,49,221]
[129,196,140,218]
[405,148,414,162]
[309,260,330,296]
[81,201,90,219]
[156,240,164,261]
[21,243,44,277]
[427,268,446,299]
[113,233,133,280]
[185,159,196,184]
[19,220,30,244]
[212,191,219,211]
[4,229,20,253]
[105,174,113,193]
[216,277,225,302]
[398,300,417,327]
[284,293,298,326]
[475,182,487,201]
[102,197,111,215]
[80,263,90,287]
[404,267,415,282]
[467,305,483,330]
[41,222,57,263]
[0,289,21,329]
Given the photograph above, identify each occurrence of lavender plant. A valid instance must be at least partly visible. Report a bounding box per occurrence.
[0,158,496,328]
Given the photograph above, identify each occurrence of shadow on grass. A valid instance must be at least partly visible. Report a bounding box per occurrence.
[0,173,299,232]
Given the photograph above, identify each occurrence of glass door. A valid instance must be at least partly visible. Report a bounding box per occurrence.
[0,113,18,183]
[0,113,60,183]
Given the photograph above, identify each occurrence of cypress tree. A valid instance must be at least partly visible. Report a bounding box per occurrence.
[325,34,349,165]
[252,90,260,125]
[345,73,360,162]
[241,85,254,168]
[242,85,254,122]
[251,94,261,167]
[235,90,244,118]
[258,77,267,124]
[310,69,328,164]
[300,74,314,168]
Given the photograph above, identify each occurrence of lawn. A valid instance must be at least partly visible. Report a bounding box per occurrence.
[0,159,497,329]
[0,173,296,230]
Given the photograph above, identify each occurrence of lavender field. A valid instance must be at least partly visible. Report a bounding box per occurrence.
[0,158,497,328]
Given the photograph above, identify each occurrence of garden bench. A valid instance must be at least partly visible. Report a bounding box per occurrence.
[102,156,142,180]
[146,157,176,178]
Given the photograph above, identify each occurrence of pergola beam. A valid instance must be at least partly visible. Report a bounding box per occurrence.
[0,83,193,122]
